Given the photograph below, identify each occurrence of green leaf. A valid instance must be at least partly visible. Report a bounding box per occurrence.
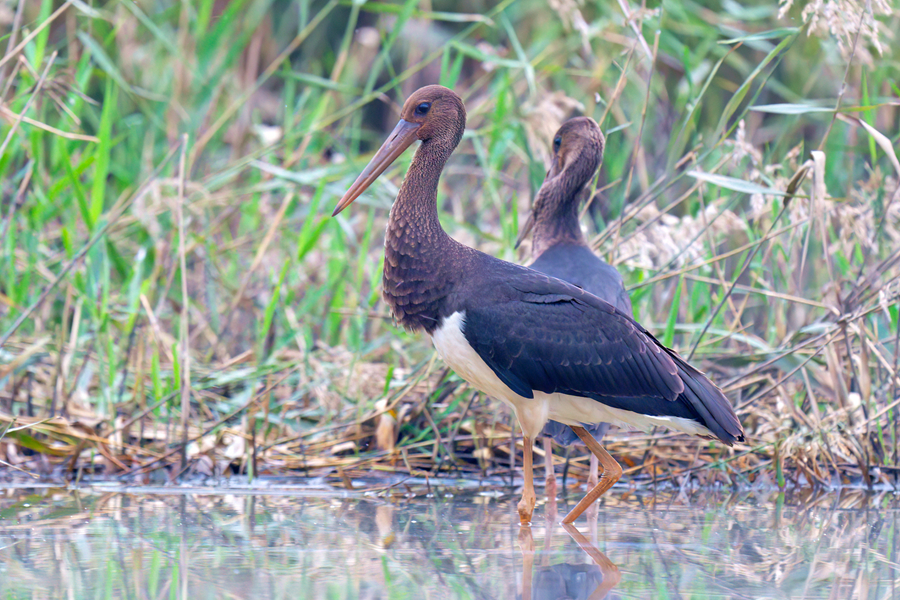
[151,344,163,402]
[714,31,798,138]
[121,1,183,60]
[32,0,54,68]
[59,142,93,230]
[718,27,799,44]
[449,40,524,70]
[258,258,290,360]
[283,71,357,93]
[357,2,494,24]
[251,160,345,185]
[667,44,732,169]
[500,13,535,96]
[195,0,216,37]
[297,181,329,261]
[77,32,135,95]
[90,78,117,228]
[60,225,73,259]
[7,430,68,456]
[663,274,684,347]
[125,247,147,321]
[105,239,130,280]
[687,170,788,196]
[749,103,834,114]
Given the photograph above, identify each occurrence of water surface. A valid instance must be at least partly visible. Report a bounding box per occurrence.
[0,480,896,599]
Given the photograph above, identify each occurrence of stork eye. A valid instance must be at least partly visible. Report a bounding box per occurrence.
[414,102,431,116]
[553,136,562,152]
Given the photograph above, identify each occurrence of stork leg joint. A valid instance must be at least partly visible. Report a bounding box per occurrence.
[561,426,622,524]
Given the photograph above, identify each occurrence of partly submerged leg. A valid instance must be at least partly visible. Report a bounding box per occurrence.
[518,436,536,524]
[562,426,622,524]
[543,437,558,500]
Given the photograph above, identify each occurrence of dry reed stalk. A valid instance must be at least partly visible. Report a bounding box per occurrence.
[0,53,57,166]
[177,135,191,472]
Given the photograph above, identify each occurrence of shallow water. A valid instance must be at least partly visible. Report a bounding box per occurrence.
[0,480,897,599]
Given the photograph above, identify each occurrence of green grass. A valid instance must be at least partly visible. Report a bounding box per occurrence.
[0,0,898,485]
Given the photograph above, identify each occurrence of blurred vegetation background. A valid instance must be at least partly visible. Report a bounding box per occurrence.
[0,0,898,488]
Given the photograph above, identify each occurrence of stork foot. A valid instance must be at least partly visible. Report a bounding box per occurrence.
[518,489,536,524]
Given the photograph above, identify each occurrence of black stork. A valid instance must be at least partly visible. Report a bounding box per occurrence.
[333,85,744,524]
[516,117,631,500]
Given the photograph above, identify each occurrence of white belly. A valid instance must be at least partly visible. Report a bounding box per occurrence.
[430,311,714,440]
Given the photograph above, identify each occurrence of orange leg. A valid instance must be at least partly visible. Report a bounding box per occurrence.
[562,426,622,524]
[543,437,558,499]
[517,436,536,524]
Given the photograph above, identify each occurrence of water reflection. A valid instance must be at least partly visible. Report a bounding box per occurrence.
[520,499,619,600]
[0,482,898,599]
[519,523,619,600]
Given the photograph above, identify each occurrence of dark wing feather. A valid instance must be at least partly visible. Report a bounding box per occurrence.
[464,287,683,403]
[460,263,743,445]
[528,244,633,315]
[668,355,744,444]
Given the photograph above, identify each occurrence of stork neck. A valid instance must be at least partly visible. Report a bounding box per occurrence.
[381,138,466,333]
[387,140,453,249]
[531,181,588,257]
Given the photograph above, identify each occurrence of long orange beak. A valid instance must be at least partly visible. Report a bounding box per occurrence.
[332,119,421,217]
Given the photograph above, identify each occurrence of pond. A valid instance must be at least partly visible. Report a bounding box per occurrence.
[0,479,896,599]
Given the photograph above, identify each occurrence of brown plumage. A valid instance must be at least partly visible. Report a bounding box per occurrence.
[519,117,631,314]
[521,118,605,253]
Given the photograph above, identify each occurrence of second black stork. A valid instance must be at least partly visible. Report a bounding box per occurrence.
[517,117,633,500]
[333,85,744,525]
